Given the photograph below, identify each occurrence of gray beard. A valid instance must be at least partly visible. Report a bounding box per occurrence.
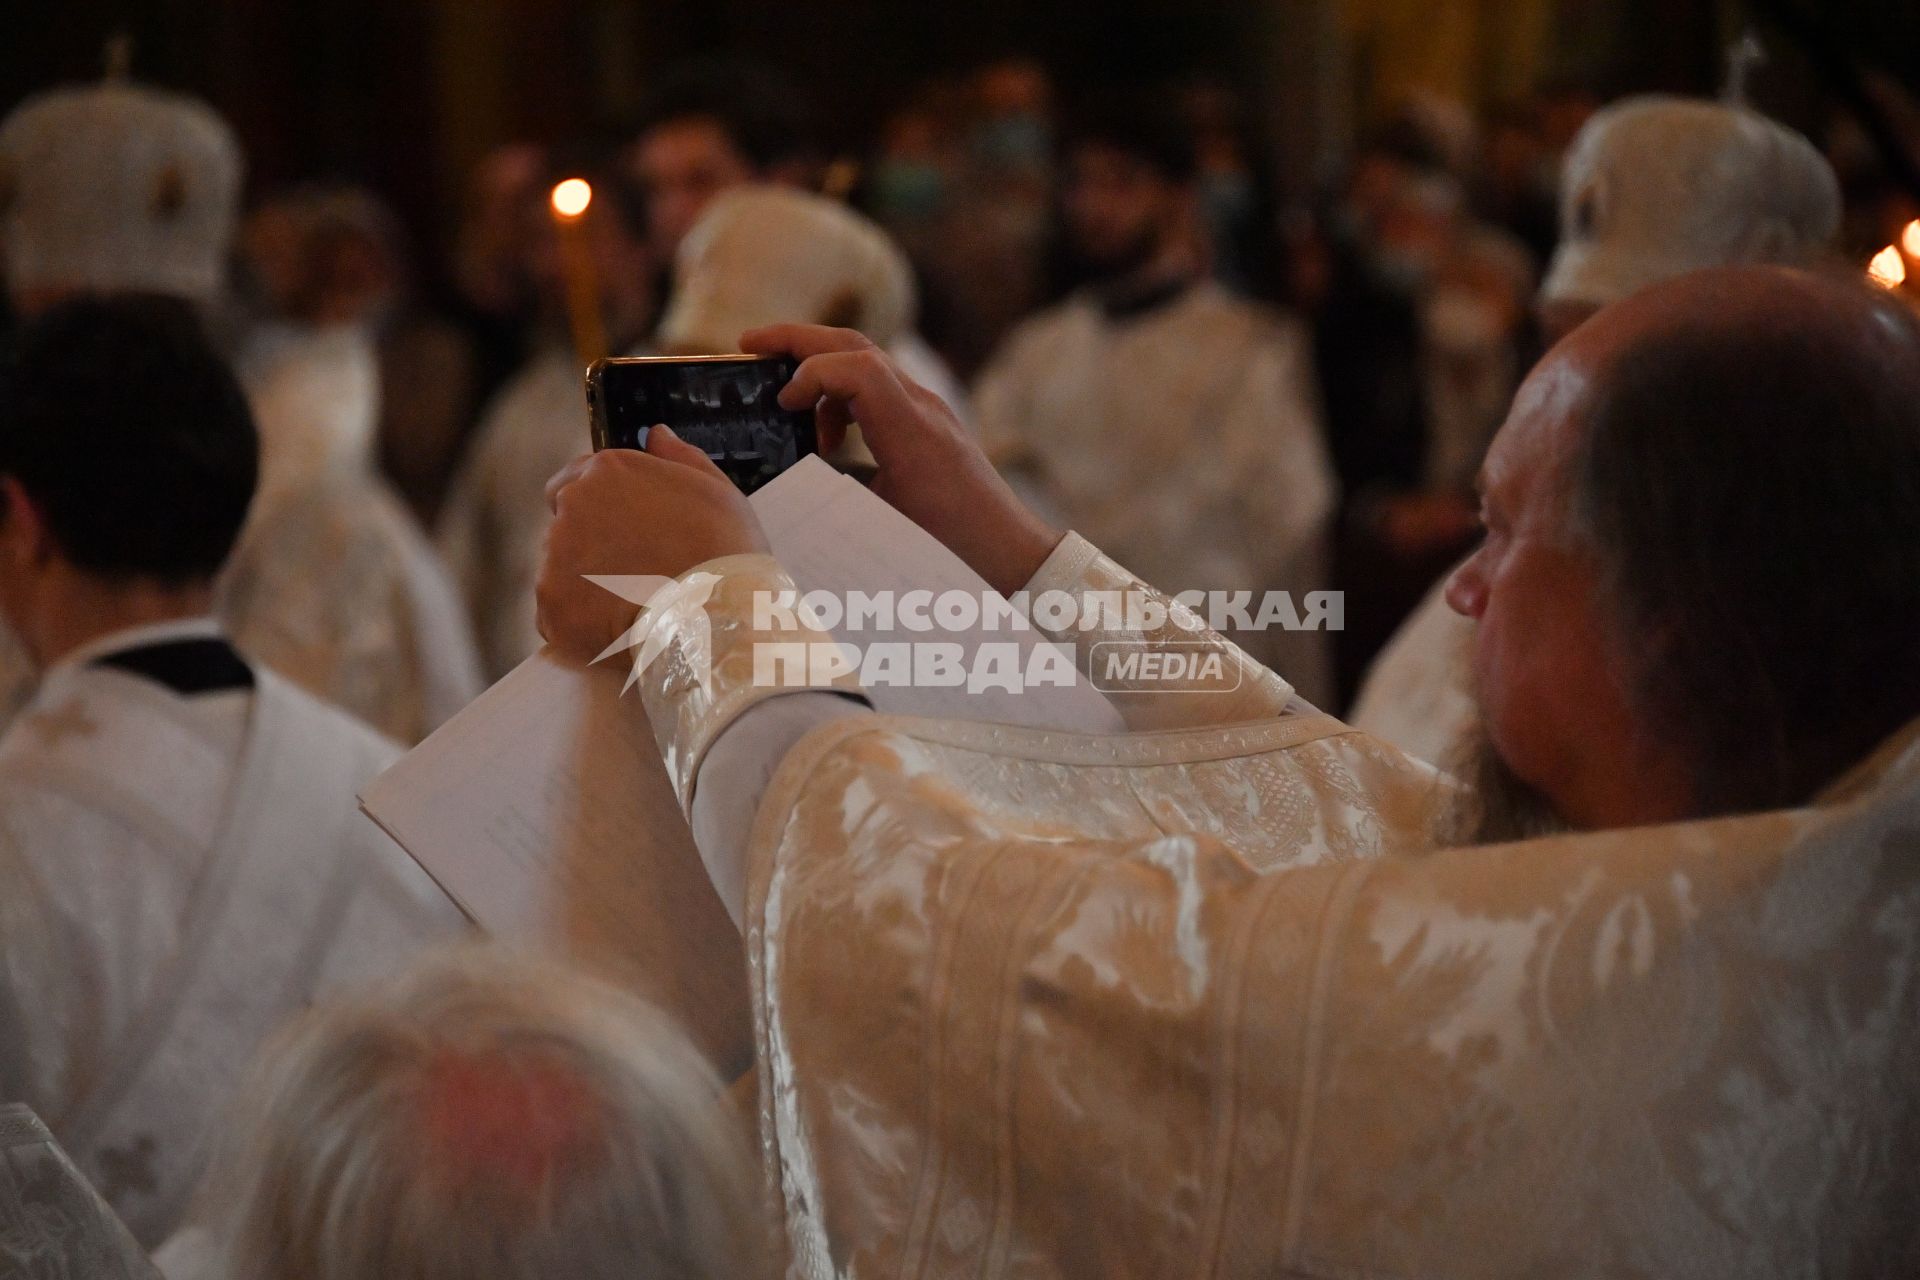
[1435,725,1571,847]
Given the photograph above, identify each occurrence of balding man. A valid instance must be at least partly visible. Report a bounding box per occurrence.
[1351,94,1843,766]
[533,266,1920,1275]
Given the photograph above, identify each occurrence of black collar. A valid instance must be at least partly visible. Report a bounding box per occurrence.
[93,637,254,696]
[1093,275,1198,323]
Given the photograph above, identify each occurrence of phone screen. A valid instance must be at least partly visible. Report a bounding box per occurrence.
[588,355,816,494]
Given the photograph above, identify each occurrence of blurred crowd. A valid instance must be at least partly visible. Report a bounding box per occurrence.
[7,40,1920,1280]
[187,56,1920,712]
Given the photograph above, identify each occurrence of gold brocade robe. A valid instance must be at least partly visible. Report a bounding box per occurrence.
[638,539,1920,1279]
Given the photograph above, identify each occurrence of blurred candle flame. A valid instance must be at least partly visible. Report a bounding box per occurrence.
[1903,219,1920,260]
[548,179,605,363]
[1868,244,1906,290]
[550,178,593,220]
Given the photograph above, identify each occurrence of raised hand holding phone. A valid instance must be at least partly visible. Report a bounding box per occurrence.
[742,324,1062,596]
[538,424,769,661]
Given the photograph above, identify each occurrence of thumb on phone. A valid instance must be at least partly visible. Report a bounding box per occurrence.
[645,424,724,478]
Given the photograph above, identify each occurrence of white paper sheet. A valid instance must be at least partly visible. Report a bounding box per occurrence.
[360,458,1119,1069]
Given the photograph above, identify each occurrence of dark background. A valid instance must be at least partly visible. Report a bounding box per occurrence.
[7,0,1918,261]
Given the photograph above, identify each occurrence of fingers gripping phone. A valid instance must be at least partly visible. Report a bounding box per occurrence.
[586,355,818,494]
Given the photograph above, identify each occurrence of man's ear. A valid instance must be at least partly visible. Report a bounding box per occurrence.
[0,476,55,569]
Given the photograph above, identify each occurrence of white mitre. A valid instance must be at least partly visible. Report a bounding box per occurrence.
[1542,95,1839,307]
[0,80,242,303]
[660,184,915,351]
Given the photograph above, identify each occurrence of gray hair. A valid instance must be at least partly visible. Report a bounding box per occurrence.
[190,947,767,1280]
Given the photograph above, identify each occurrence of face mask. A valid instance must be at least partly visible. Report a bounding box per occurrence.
[1372,243,1436,293]
[972,115,1050,170]
[871,161,946,221]
[1200,173,1256,232]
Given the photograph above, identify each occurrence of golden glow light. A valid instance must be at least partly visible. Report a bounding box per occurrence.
[1903,219,1920,260]
[1868,244,1906,290]
[550,178,593,219]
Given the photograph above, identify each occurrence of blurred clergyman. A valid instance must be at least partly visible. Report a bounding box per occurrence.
[1351,95,1844,767]
[156,951,765,1280]
[0,297,465,1248]
[0,77,483,743]
[629,59,969,416]
[627,58,819,265]
[437,164,658,679]
[974,96,1338,704]
[238,184,486,527]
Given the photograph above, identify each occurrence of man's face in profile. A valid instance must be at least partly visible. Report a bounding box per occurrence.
[1443,325,1686,833]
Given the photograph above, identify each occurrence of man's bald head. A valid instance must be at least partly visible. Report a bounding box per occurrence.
[1452,265,1920,832]
[1569,267,1920,812]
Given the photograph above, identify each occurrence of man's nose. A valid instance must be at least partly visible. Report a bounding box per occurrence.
[1444,554,1487,619]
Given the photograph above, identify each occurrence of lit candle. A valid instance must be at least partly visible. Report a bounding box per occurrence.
[1903,219,1920,261]
[1868,245,1906,291]
[549,178,608,365]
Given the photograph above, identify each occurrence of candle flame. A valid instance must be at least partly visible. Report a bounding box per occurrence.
[550,178,593,219]
[1903,220,1920,260]
[1868,244,1906,290]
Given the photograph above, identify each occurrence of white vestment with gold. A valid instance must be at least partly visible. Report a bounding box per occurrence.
[223,325,484,741]
[624,533,1920,1278]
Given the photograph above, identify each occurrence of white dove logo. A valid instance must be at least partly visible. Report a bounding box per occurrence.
[585,571,724,696]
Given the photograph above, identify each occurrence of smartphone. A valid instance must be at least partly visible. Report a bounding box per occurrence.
[586,354,817,494]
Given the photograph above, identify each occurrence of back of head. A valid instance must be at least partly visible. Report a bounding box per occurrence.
[1542,95,1839,310]
[198,949,765,1280]
[0,295,258,584]
[0,81,243,307]
[1571,266,1920,812]
[660,185,916,351]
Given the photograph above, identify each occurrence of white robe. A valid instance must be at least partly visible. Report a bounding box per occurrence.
[1350,571,1478,767]
[0,624,468,1247]
[226,324,484,741]
[436,347,589,681]
[974,282,1339,705]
